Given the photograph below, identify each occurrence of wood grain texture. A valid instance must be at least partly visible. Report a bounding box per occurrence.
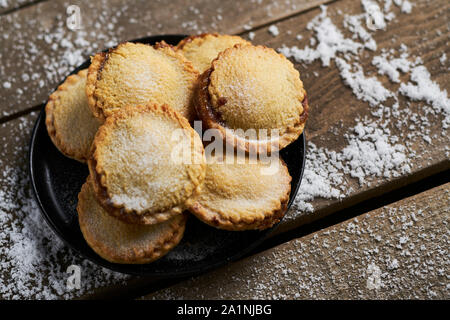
[0,0,331,118]
[241,0,450,234]
[142,183,450,299]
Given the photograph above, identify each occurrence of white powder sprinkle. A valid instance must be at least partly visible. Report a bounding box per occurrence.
[268,25,279,37]
[343,14,377,51]
[400,1,412,14]
[399,66,450,127]
[279,6,362,67]
[371,52,412,83]
[340,121,411,184]
[440,53,447,65]
[0,116,129,299]
[281,1,448,215]
[335,58,393,106]
[291,118,410,217]
[361,0,386,30]
[292,143,344,214]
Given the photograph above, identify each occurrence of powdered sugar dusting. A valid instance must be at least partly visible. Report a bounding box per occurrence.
[291,118,411,216]
[276,1,449,217]
[399,66,450,128]
[335,58,393,106]
[371,50,412,83]
[279,6,363,67]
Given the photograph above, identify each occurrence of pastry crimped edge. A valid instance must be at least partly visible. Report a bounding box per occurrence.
[86,41,199,122]
[175,33,250,51]
[45,69,93,163]
[175,32,219,50]
[86,51,107,121]
[187,158,292,231]
[88,103,206,225]
[195,45,309,155]
[77,178,187,264]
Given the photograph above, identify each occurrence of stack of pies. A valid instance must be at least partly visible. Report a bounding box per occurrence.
[45,33,309,264]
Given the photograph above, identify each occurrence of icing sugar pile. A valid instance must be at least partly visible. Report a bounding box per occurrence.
[279,6,362,67]
[268,25,280,37]
[292,118,411,214]
[335,58,394,106]
[277,2,449,216]
[371,50,412,83]
[399,66,450,128]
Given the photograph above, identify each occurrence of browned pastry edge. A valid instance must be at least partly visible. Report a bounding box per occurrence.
[45,69,92,163]
[88,103,205,225]
[88,156,183,225]
[187,158,292,231]
[77,179,187,264]
[194,44,309,155]
[86,51,107,122]
[151,41,200,122]
[175,33,221,50]
[153,40,174,50]
[86,41,199,122]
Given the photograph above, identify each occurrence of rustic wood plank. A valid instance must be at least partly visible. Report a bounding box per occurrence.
[142,183,450,299]
[0,0,448,299]
[0,0,331,118]
[240,0,450,234]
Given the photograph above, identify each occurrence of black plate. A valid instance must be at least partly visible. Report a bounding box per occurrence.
[29,35,306,277]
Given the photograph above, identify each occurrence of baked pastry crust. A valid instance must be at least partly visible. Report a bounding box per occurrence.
[186,152,291,231]
[88,103,206,225]
[86,41,198,122]
[77,178,186,264]
[45,69,101,162]
[176,33,250,73]
[195,44,308,154]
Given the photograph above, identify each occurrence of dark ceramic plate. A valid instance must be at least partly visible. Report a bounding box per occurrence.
[29,35,306,277]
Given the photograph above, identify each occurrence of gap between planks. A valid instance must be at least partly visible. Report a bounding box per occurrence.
[236,0,340,36]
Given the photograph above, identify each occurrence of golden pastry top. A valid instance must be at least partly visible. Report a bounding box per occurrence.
[208,45,306,137]
[86,42,198,122]
[89,103,206,217]
[177,33,250,73]
[45,69,101,163]
[187,152,291,231]
[77,179,186,264]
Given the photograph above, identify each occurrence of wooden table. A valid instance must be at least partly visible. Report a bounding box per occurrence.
[0,0,448,299]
